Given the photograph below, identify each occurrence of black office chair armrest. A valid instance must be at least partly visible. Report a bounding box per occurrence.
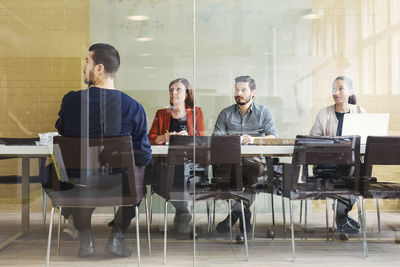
[281,163,293,197]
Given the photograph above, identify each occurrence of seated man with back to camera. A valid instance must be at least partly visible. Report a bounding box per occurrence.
[212,75,278,236]
[51,43,152,257]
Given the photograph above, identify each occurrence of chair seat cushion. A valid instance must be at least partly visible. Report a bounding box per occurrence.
[364,182,400,199]
[46,185,142,207]
[290,183,358,200]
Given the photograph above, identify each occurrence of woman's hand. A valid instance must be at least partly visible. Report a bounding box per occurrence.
[177,130,188,136]
[154,132,174,144]
[163,132,171,143]
[154,130,186,144]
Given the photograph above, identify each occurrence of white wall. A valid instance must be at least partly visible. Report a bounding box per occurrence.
[90,0,313,137]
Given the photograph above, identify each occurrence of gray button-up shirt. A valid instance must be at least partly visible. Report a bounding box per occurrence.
[212,103,278,137]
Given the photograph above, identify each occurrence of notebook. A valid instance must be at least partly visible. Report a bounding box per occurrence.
[342,113,390,144]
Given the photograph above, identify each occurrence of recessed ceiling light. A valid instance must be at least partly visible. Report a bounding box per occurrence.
[144,66,155,69]
[135,37,153,42]
[126,15,150,21]
[302,10,323,20]
[139,53,152,56]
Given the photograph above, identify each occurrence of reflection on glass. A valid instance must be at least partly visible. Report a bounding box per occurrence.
[1,0,400,265]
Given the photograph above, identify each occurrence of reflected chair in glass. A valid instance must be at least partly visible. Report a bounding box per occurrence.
[152,135,249,263]
[0,137,48,229]
[44,136,150,267]
[280,135,366,261]
[360,136,400,256]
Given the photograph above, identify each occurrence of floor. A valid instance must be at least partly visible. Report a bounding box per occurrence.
[1,206,400,267]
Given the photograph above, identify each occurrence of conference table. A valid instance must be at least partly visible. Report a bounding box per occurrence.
[0,145,49,250]
[151,143,296,157]
[0,140,365,249]
[0,141,294,230]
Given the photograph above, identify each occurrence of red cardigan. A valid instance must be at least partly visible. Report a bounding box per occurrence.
[148,107,205,145]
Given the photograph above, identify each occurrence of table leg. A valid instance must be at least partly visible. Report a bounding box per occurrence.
[0,232,23,251]
[22,158,30,233]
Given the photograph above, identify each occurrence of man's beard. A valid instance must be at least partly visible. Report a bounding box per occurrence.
[235,95,252,105]
[87,79,95,86]
[84,76,95,86]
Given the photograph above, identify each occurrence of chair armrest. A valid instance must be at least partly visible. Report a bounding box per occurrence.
[359,176,375,195]
[235,164,243,190]
[281,163,292,197]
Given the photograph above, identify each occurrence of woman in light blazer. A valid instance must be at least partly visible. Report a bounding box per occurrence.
[310,76,366,136]
[310,76,365,234]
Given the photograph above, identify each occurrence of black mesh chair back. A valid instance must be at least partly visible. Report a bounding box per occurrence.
[361,136,400,199]
[284,135,361,197]
[154,135,242,201]
[46,136,148,267]
[50,136,144,207]
[282,135,364,261]
[152,135,248,263]
[362,136,400,176]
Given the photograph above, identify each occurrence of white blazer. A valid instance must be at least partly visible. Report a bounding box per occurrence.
[310,104,366,136]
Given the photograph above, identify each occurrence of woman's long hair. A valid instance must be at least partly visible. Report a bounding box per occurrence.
[332,76,357,105]
[169,78,194,108]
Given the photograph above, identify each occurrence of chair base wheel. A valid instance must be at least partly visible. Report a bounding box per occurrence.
[266,230,275,238]
[235,234,244,244]
[338,233,349,240]
[189,231,198,240]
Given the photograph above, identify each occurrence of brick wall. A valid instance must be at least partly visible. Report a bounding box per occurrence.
[0,0,89,204]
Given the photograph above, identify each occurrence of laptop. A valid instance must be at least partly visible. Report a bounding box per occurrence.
[342,113,390,144]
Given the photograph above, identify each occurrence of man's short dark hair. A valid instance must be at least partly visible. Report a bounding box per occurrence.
[235,75,256,91]
[89,43,120,77]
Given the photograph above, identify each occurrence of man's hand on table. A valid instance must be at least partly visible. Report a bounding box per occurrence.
[241,134,255,145]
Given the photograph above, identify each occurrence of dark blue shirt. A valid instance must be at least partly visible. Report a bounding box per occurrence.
[55,87,152,166]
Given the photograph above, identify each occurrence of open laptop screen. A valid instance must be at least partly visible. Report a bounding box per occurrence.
[342,113,390,144]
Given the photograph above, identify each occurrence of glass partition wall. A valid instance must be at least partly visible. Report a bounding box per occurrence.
[0,0,90,264]
[91,0,312,264]
[1,0,400,265]
[194,0,312,261]
[91,0,198,264]
[91,0,195,216]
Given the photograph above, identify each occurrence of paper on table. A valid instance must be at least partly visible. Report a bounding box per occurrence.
[38,132,60,145]
[253,138,295,145]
